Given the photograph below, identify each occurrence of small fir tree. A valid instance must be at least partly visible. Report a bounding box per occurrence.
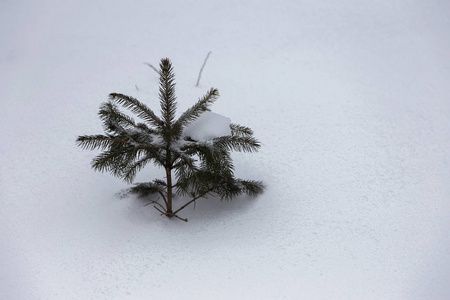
[77,58,264,221]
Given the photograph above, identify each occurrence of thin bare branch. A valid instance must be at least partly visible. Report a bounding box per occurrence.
[144,62,159,74]
[196,51,212,87]
[158,190,168,206]
[173,214,188,222]
[153,205,166,215]
[173,189,213,215]
[143,199,165,212]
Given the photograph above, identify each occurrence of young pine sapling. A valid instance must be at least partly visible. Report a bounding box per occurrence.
[77,58,264,221]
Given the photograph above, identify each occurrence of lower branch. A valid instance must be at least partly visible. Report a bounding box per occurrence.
[158,190,168,206]
[173,214,188,222]
[149,189,214,222]
[173,189,213,215]
[145,199,166,212]
[153,206,188,222]
[153,205,166,215]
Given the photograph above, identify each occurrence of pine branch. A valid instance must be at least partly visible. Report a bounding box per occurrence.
[122,156,152,183]
[91,148,132,174]
[76,135,130,150]
[176,143,235,193]
[173,155,210,196]
[158,58,177,128]
[230,123,254,137]
[135,122,158,135]
[153,179,167,187]
[212,135,261,153]
[109,93,163,128]
[99,102,138,132]
[174,88,219,133]
[211,176,242,201]
[129,182,161,197]
[238,179,265,197]
[94,146,153,179]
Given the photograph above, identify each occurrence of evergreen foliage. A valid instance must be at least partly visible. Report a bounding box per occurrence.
[77,58,264,221]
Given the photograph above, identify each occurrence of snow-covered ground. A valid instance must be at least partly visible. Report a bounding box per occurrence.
[2,0,450,299]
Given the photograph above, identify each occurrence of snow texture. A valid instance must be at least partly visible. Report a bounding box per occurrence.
[183,111,231,141]
[1,0,450,299]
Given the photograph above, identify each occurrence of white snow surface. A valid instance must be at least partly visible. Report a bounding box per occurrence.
[183,111,231,141]
[1,0,450,299]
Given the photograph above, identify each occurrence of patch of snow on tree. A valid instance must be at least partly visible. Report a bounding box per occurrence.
[183,111,231,141]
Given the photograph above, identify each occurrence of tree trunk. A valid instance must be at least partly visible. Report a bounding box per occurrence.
[165,167,173,215]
